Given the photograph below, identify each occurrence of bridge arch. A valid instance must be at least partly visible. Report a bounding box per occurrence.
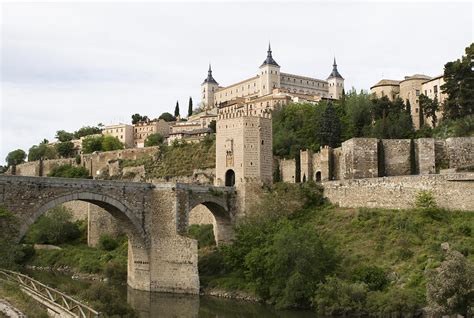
[18,191,146,244]
[187,196,234,246]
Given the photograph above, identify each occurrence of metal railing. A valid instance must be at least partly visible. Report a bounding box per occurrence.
[0,269,100,318]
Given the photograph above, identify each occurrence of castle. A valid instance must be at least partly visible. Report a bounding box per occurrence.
[201,44,345,111]
[370,74,446,129]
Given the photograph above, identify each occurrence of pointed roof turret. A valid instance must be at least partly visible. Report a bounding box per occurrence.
[260,42,279,68]
[202,63,218,85]
[327,57,343,79]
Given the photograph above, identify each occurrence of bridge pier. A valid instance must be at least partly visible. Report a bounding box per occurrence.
[0,176,237,295]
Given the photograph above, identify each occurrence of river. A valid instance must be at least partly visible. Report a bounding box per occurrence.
[23,269,315,317]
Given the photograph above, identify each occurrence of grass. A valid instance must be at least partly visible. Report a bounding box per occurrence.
[0,281,48,318]
[200,204,473,302]
[26,239,128,275]
[121,137,216,179]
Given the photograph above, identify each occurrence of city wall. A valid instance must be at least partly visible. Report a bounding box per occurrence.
[323,173,474,211]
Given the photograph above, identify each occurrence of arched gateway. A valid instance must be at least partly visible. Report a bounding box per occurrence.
[0,175,236,294]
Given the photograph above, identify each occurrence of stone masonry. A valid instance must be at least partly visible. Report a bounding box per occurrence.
[0,175,236,294]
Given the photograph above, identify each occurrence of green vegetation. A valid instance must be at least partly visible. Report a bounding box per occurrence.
[82,135,124,154]
[131,113,149,124]
[24,206,83,245]
[28,140,57,161]
[198,183,473,315]
[47,164,90,178]
[5,149,26,167]
[442,43,474,120]
[144,133,164,147]
[73,126,102,139]
[55,141,76,158]
[0,281,48,318]
[158,112,176,122]
[188,97,193,117]
[122,135,215,179]
[175,100,180,117]
[187,224,215,249]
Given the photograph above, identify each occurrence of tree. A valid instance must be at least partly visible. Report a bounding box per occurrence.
[101,135,124,151]
[188,97,193,117]
[6,149,26,167]
[55,141,76,158]
[73,126,102,139]
[427,249,474,316]
[55,130,74,142]
[144,133,164,147]
[208,120,216,133]
[174,101,180,118]
[131,113,147,124]
[442,43,474,120]
[82,135,103,154]
[28,143,57,161]
[158,112,176,122]
[343,90,372,138]
[319,102,341,148]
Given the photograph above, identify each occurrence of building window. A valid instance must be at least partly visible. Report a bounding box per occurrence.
[434,85,438,94]
[416,90,420,96]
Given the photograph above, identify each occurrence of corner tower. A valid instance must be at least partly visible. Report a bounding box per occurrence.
[201,64,219,110]
[327,57,344,99]
[258,43,281,96]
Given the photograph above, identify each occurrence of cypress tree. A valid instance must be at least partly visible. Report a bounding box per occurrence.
[319,102,341,148]
[188,97,193,117]
[174,101,180,118]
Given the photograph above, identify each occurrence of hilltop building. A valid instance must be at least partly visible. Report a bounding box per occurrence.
[201,44,344,111]
[103,123,134,148]
[370,74,447,129]
[133,119,171,147]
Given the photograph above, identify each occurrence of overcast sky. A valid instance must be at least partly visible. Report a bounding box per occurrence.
[1,1,472,165]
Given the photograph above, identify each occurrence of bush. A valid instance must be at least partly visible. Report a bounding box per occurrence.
[187,224,215,248]
[313,277,368,316]
[352,265,388,291]
[79,283,136,317]
[24,206,81,245]
[98,234,119,251]
[47,164,90,178]
[366,288,425,317]
[144,133,164,147]
[415,190,437,209]
[104,260,127,284]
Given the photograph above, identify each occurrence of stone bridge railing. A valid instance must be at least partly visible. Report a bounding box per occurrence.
[0,269,100,318]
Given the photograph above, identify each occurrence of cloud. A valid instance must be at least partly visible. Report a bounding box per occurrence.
[0,1,472,165]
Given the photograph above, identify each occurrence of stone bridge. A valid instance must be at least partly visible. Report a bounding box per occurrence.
[0,175,236,294]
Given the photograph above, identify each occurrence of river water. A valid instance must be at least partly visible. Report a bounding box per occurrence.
[23,269,315,317]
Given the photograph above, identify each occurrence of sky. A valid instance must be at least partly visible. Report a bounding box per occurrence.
[0,1,473,165]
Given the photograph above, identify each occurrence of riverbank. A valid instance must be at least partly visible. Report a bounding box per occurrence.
[0,281,48,318]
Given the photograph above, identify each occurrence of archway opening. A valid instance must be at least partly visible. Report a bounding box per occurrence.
[315,171,322,182]
[225,169,235,187]
[17,193,149,293]
[188,204,217,248]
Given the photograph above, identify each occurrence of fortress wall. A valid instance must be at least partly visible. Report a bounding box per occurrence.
[382,139,412,176]
[82,146,159,178]
[415,138,436,174]
[279,159,296,183]
[446,137,474,168]
[14,162,40,176]
[341,138,378,179]
[62,201,89,222]
[323,173,474,211]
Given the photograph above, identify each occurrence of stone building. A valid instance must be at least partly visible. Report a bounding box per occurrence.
[201,44,344,110]
[167,128,212,144]
[215,98,273,187]
[133,119,171,147]
[370,74,447,129]
[103,123,134,148]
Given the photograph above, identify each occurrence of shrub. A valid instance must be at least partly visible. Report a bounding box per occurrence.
[415,190,437,209]
[366,288,424,317]
[352,265,388,291]
[187,224,215,248]
[313,277,368,316]
[104,260,127,284]
[98,234,119,251]
[24,206,81,245]
[426,249,474,316]
[47,164,90,179]
[79,283,136,316]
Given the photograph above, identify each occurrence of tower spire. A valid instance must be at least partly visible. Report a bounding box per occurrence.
[261,42,279,67]
[328,56,343,79]
[202,63,218,85]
